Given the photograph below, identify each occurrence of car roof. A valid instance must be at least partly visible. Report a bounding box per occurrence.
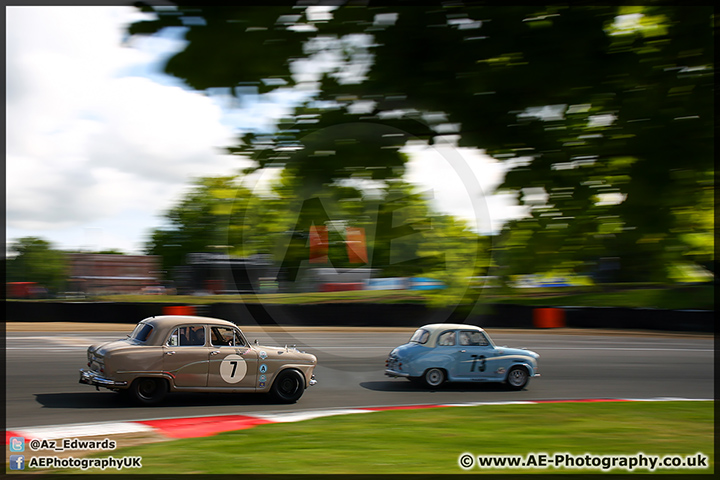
[139,315,238,330]
[418,323,485,333]
[411,324,487,348]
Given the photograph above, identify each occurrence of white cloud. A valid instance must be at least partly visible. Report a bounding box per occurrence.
[84,77,238,180]
[403,143,522,234]
[6,6,245,253]
[6,6,520,256]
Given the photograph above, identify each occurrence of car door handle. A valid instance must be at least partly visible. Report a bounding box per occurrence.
[459,349,466,353]
[165,351,175,356]
[210,350,220,356]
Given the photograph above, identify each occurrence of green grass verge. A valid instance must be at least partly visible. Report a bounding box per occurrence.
[91,289,428,305]
[12,283,713,309]
[74,283,714,310]
[62,401,712,474]
[486,284,715,310]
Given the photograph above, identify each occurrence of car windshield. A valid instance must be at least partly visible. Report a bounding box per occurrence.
[130,323,153,342]
[409,328,430,344]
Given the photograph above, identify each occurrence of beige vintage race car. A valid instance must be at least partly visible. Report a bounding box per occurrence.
[79,315,317,405]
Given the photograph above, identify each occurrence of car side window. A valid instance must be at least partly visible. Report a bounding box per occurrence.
[437,331,456,346]
[185,326,205,346]
[235,330,248,347]
[167,328,179,346]
[167,326,206,346]
[211,327,236,346]
[459,331,489,346]
[233,329,247,347]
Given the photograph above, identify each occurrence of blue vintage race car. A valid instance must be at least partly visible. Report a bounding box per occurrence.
[385,323,540,389]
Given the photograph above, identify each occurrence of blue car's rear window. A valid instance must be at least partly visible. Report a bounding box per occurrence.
[410,328,430,344]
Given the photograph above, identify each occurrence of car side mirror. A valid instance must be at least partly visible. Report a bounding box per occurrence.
[254,339,258,345]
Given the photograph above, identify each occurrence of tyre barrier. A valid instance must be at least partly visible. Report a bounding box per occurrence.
[5,301,713,332]
[533,308,566,328]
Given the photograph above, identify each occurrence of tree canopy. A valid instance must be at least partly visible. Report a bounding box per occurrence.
[6,237,68,293]
[130,3,714,282]
[145,173,490,307]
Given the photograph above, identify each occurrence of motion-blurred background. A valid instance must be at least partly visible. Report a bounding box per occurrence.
[6,4,714,318]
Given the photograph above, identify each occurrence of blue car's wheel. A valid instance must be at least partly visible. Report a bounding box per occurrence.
[423,368,445,388]
[506,366,529,390]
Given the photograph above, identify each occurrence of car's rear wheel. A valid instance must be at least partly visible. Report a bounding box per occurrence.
[270,369,305,403]
[423,368,445,388]
[128,378,168,406]
[506,366,529,390]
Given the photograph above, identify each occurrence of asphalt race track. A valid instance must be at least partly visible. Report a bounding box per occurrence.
[5,328,714,430]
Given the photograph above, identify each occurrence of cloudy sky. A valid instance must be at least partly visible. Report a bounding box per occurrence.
[6,5,524,256]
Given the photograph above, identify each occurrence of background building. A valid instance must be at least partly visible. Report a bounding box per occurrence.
[173,253,274,295]
[67,253,162,295]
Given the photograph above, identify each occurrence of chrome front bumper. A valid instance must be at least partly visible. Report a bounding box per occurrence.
[79,369,128,389]
[309,374,317,386]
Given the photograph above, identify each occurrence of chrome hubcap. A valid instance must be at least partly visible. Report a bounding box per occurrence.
[509,369,527,386]
[426,369,443,386]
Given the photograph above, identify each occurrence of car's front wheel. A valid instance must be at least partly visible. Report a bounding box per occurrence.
[423,368,445,388]
[506,366,529,390]
[128,377,168,406]
[270,369,305,403]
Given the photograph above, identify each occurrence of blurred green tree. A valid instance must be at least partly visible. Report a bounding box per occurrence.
[145,170,489,307]
[129,4,713,283]
[145,176,258,272]
[91,249,126,255]
[6,237,68,293]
